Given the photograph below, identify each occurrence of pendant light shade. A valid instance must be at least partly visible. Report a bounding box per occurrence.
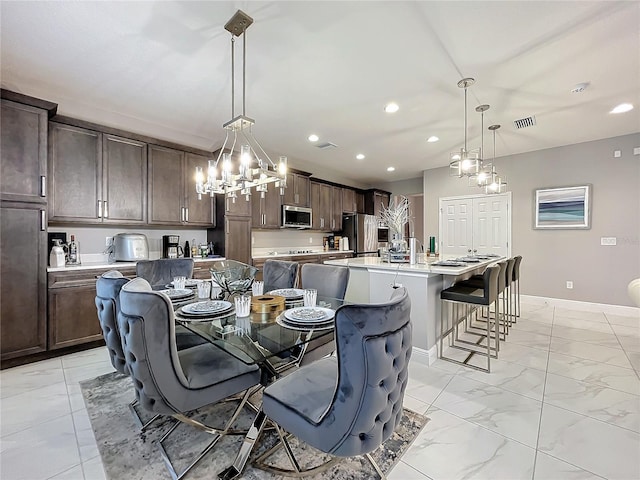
[450,78,482,177]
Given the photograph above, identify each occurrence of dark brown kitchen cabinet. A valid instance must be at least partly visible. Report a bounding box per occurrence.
[342,188,356,213]
[311,181,332,231]
[48,123,102,223]
[225,193,252,216]
[184,153,215,226]
[1,100,48,204]
[224,215,252,264]
[365,189,391,217]
[331,186,343,231]
[1,203,48,361]
[283,173,310,207]
[47,266,135,350]
[191,260,220,280]
[148,146,214,226]
[356,192,365,213]
[102,135,147,224]
[49,124,148,225]
[252,185,282,228]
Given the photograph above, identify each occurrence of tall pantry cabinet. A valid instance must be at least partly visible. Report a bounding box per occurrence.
[0,91,57,362]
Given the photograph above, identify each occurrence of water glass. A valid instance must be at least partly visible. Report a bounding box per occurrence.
[210,279,222,300]
[234,294,251,317]
[303,288,317,307]
[197,281,211,299]
[252,280,264,296]
[173,276,186,290]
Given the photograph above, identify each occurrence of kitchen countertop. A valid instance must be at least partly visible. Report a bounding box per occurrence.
[47,256,226,273]
[323,255,503,276]
[252,250,354,259]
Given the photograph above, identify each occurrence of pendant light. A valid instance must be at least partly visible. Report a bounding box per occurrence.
[469,104,489,187]
[449,78,482,177]
[485,124,507,194]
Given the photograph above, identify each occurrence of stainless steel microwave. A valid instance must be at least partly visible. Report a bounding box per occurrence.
[282,205,313,229]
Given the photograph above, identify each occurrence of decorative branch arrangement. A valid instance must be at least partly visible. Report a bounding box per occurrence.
[379,196,411,239]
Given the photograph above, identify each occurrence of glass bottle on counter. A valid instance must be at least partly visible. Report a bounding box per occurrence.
[191,239,198,258]
[67,234,81,265]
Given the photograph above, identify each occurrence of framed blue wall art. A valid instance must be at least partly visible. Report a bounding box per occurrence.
[534,185,591,229]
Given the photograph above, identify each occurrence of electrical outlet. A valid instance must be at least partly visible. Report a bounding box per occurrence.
[614,150,621,158]
[105,236,113,246]
[309,237,313,244]
[601,237,617,246]
[566,281,573,289]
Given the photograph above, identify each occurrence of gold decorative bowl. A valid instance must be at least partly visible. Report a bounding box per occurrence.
[250,295,285,323]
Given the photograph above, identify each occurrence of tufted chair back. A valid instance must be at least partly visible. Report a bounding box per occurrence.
[118,278,190,416]
[135,258,194,289]
[263,259,299,290]
[95,271,130,375]
[316,287,411,457]
[300,264,350,299]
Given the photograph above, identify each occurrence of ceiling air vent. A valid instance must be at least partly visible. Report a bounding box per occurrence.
[513,116,536,129]
[316,142,338,149]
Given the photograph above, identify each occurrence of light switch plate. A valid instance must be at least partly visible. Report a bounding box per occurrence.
[601,237,617,246]
[614,150,621,158]
[634,147,640,155]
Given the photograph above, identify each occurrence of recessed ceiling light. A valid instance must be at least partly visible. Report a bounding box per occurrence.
[610,103,634,114]
[308,134,319,142]
[356,153,365,160]
[387,166,395,172]
[384,103,399,113]
[427,136,439,143]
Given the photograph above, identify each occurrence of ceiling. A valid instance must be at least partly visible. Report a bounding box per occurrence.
[2,1,638,186]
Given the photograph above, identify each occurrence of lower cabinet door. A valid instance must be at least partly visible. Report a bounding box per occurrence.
[48,284,103,350]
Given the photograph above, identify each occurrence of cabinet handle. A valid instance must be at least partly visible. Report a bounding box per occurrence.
[40,176,46,197]
[98,200,102,218]
[263,213,266,225]
[40,210,46,231]
[185,208,189,222]
[180,207,184,222]
[103,201,108,218]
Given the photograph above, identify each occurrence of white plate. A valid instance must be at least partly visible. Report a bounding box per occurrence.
[284,307,335,323]
[182,300,232,315]
[167,279,202,289]
[268,288,305,299]
[160,288,193,299]
[276,317,334,331]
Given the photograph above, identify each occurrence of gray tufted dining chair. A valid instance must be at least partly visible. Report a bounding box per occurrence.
[95,270,207,431]
[118,278,261,480]
[254,287,412,479]
[297,263,350,366]
[135,258,194,289]
[263,259,299,290]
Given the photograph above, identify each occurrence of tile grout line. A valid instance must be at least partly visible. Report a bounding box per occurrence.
[531,305,554,480]
[62,363,89,480]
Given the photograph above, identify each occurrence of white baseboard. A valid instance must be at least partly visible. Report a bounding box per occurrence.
[412,345,438,366]
[521,294,640,317]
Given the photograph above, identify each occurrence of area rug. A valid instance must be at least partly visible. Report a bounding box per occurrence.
[81,372,428,480]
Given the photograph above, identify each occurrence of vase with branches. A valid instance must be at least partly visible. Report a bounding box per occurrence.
[378,196,411,252]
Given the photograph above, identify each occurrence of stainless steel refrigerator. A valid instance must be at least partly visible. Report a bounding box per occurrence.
[342,214,379,257]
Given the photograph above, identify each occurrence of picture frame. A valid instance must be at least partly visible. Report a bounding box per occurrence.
[534,185,591,229]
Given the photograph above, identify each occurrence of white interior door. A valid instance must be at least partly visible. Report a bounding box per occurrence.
[439,198,473,256]
[439,193,511,257]
[473,195,509,256]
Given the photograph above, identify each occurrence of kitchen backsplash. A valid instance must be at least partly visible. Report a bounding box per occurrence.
[252,230,330,255]
[48,227,208,263]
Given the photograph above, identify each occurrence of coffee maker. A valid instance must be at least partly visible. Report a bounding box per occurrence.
[162,235,183,258]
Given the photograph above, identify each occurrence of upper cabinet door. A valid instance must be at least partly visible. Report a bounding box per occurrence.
[283,173,310,207]
[1,100,47,204]
[148,145,184,225]
[331,186,343,231]
[184,153,214,226]
[102,135,147,224]
[48,123,102,223]
[342,188,355,213]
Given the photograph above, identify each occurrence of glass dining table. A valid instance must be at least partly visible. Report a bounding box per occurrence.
[170,286,344,480]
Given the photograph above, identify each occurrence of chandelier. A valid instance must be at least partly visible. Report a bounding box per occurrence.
[195,10,287,202]
[449,78,482,177]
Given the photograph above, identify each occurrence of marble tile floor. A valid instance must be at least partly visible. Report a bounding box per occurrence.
[1,301,638,480]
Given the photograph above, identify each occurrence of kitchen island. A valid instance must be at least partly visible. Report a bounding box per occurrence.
[324,256,503,365]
